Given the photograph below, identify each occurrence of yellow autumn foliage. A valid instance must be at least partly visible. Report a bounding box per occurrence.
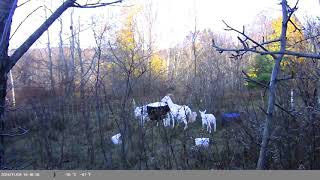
[113,3,167,79]
[268,16,305,60]
[268,16,304,51]
[247,69,258,79]
[117,4,143,51]
[150,53,167,75]
[246,16,306,88]
[268,16,306,66]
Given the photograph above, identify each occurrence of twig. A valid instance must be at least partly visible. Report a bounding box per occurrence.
[286,0,300,25]
[0,127,29,137]
[221,20,277,59]
[242,70,269,88]
[212,42,320,59]
[9,6,43,40]
[274,103,295,117]
[73,0,123,8]
[0,0,18,53]
[17,0,32,8]
[288,19,302,33]
[258,106,268,115]
[276,72,294,81]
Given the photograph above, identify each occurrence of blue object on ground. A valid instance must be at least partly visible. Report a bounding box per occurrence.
[221,113,240,123]
[222,113,240,118]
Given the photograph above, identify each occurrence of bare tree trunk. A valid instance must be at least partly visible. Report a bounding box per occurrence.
[57,98,65,169]
[191,15,199,107]
[59,19,69,95]
[77,18,95,167]
[44,6,55,95]
[192,17,198,78]
[0,0,122,169]
[92,25,111,168]
[256,0,289,169]
[95,51,110,168]
[9,70,15,107]
[145,0,156,95]
[77,18,85,101]
[0,68,8,169]
[68,9,76,96]
[120,74,133,169]
[0,0,15,169]
[59,122,65,168]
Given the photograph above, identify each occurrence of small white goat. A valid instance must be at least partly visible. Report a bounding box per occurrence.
[134,105,149,126]
[161,113,171,127]
[111,133,122,144]
[195,138,210,148]
[199,110,216,133]
[161,95,197,130]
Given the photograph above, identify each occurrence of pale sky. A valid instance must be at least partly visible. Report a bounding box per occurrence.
[9,0,320,51]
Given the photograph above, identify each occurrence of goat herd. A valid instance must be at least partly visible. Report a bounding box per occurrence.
[111,95,217,148]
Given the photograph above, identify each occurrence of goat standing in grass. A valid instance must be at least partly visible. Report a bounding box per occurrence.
[111,133,122,144]
[199,110,216,133]
[133,99,171,127]
[134,105,149,126]
[161,95,197,130]
[194,138,210,148]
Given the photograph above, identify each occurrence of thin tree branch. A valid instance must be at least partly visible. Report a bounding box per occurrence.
[9,0,123,73]
[0,0,18,54]
[9,6,43,40]
[242,70,269,88]
[17,0,32,8]
[276,72,294,81]
[0,127,29,137]
[258,105,268,115]
[73,0,123,8]
[212,42,320,59]
[274,103,295,117]
[288,19,302,33]
[9,0,74,72]
[221,20,277,59]
[286,0,299,23]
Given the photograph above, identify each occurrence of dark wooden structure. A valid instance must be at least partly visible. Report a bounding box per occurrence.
[146,103,170,121]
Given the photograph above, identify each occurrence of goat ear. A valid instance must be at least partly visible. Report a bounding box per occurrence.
[204,110,206,113]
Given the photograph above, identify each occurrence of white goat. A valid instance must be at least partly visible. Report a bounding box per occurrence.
[195,138,210,148]
[134,102,172,127]
[199,110,216,133]
[134,105,149,126]
[162,113,172,127]
[161,95,197,130]
[111,133,122,144]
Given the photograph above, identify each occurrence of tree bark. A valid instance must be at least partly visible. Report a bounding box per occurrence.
[68,9,76,96]
[256,0,289,169]
[0,60,8,169]
[0,0,121,169]
[9,0,74,69]
[45,20,55,94]
[58,19,70,95]
[77,18,95,167]
[0,0,14,168]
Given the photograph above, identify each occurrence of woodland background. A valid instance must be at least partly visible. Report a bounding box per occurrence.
[1,0,320,170]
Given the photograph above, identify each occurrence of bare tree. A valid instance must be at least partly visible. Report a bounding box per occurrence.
[91,21,112,168]
[212,0,320,169]
[75,16,96,168]
[58,17,68,94]
[68,9,76,96]
[0,0,122,169]
[44,3,55,94]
